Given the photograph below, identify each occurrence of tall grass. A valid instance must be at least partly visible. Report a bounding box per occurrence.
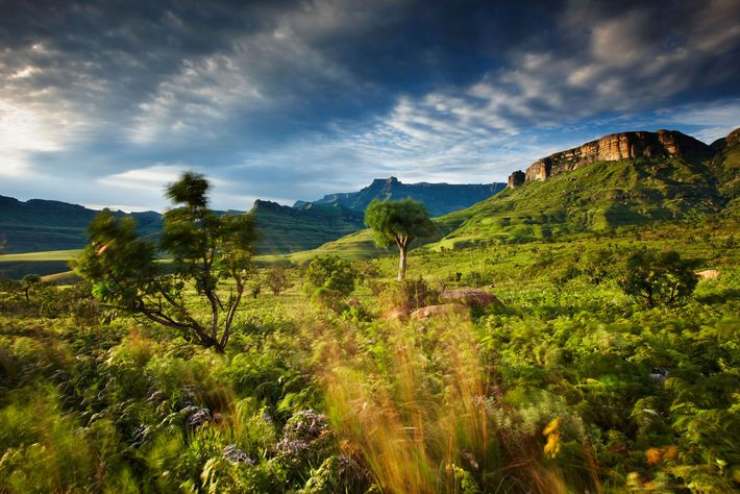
[318,315,600,493]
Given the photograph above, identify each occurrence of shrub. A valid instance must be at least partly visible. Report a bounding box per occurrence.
[267,266,291,296]
[378,276,439,313]
[619,249,698,307]
[305,256,356,298]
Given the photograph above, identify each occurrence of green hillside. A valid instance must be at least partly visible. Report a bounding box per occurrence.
[439,156,724,247]
[251,200,365,254]
[0,196,162,253]
[279,127,740,260]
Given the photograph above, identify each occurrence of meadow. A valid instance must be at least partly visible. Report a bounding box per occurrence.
[1,218,738,493]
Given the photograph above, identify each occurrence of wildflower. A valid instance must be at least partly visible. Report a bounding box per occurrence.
[662,445,678,461]
[544,432,561,458]
[646,447,662,465]
[543,417,562,458]
[543,417,561,436]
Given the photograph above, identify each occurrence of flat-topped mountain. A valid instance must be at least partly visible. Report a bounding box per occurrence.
[508,130,713,187]
[442,127,739,246]
[295,176,506,216]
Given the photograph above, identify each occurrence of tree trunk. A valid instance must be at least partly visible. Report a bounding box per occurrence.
[397,246,408,281]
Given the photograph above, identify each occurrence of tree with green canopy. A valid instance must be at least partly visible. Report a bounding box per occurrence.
[619,248,698,307]
[364,199,436,281]
[21,274,41,302]
[75,172,258,352]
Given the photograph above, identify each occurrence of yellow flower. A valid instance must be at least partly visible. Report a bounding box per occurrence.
[543,417,561,436]
[544,432,561,457]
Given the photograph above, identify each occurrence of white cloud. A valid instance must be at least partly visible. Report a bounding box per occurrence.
[0,100,89,177]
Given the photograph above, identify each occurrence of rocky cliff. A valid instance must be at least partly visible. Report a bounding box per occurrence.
[508,129,713,186]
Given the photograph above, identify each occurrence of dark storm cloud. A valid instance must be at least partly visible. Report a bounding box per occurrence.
[1,0,739,210]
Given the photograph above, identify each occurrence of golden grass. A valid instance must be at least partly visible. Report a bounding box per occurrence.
[315,316,591,493]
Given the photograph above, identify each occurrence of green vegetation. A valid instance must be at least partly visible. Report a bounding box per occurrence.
[75,173,258,353]
[1,132,739,492]
[2,219,737,492]
[365,198,436,280]
[619,249,699,307]
[251,200,364,254]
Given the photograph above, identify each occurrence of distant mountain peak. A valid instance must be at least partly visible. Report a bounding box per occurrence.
[295,177,506,216]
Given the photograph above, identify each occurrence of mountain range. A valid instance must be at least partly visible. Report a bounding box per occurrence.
[277,126,739,261]
[294,177,506,216]
[0,178,505,254]
[2,126,737,263]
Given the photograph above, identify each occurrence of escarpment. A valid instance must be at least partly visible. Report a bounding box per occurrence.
[507,130,713,187]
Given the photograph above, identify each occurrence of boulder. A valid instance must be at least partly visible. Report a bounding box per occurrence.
[441,288,500,308]
[410,303,469,320]
[696,269,719,280]
[223,444,255,465]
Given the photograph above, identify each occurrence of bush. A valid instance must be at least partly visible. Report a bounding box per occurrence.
[305,256,356,298]
[619,249,698,307]
[378,276,439,313]
[267,266,291,296]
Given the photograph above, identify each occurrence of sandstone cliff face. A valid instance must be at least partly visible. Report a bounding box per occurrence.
[508,130,712,187]
[507,170,525,188]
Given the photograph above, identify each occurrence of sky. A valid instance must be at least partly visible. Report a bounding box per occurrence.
[1,0,739,212]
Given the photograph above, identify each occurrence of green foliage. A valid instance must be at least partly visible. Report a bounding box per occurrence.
[305,255,357,297]
[365,199,436,280]
[75,172,258,351]
[619,249,699,307]
[378,276,440,313]
[364,198,436,249]
[20,273,41,301]
[1,194,739,493]
[266,266,291,295]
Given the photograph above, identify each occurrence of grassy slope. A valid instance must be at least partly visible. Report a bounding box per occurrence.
[710,138,740,216]
[435,157,723,247]
[267,154,731,262]
[4,150,736,272]
[252,202,364,254]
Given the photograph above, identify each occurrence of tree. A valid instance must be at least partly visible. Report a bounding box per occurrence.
[365,199,436,281]
[619,249,698,307]
[21,274,41,302]
[305,255,356,296]
[76,172,258,352]
[267,266,291,295]
[304,255,357,312]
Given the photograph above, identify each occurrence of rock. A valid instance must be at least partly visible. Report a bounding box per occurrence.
[184,407,212,429]
[410,303,469,320]
[649,367,670,384]
[696,269,719,280]
[522,130,712,183]
[507,170,526,188]
[223,444,255,465]
[441,288,500,308]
